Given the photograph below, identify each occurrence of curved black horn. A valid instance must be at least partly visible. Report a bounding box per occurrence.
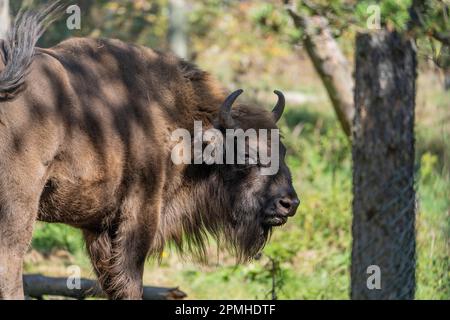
[272,90,285,122]
[220,89,243,127]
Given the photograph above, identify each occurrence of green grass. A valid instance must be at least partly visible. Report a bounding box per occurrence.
[415,151,450,299]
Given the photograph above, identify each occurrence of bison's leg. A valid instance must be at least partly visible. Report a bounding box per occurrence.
[0,204,38,299]
[84,224,152,300]
[0,171,45,299]
[84,188,157,300]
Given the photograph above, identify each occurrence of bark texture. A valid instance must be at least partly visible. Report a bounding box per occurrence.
[0,0,9,40]
[288,9,354,138]
[351,31,417,300]
[168,0,188,59]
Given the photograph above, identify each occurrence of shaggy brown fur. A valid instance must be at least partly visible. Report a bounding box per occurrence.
[0,4,299,299]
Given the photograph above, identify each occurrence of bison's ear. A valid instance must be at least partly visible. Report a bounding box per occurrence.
[272,90,285,123]
[219,89,243,128]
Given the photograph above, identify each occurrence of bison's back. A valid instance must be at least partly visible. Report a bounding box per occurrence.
[25,38,175,226]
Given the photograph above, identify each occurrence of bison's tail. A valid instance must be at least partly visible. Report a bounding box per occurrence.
[0,1,65,98]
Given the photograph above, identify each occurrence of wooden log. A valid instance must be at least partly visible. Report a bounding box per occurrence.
[23,274,186,300]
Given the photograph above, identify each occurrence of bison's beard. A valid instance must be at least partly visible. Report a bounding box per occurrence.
[229,206,272,263]
[154,194,271,264]
[153,177,271,263]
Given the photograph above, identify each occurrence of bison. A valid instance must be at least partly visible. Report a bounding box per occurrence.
[0,3,299,299]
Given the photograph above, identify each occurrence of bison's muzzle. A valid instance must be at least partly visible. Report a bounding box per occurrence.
[264,188,300,227]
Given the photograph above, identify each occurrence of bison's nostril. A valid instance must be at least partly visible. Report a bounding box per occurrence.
[275,196,300,217]
[278,199,291,210]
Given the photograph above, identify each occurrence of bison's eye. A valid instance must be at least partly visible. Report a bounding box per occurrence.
[243,153,272,169]
[231,153,257,173]
[258,161,272,169]
[243,152,258,166]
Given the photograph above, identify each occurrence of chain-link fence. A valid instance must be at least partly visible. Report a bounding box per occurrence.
[351,31,417,300]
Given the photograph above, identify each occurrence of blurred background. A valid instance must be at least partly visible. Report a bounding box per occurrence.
[2,0,448,299]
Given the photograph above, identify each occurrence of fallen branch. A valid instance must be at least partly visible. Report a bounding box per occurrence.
[23,274,187,300]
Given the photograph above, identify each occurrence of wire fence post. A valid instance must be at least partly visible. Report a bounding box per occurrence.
[351,31,417,300]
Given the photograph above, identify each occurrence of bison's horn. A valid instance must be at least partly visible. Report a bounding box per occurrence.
[220,89,243,128]
[272,90,285,122]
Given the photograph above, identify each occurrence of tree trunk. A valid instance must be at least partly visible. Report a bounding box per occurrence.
[445,70,450,91]
[0,0,10,40]
[168,0,188,59]
[23,274,187,300]
[439,45,450,91]
[351,31,417,300]
[288,10,354,138]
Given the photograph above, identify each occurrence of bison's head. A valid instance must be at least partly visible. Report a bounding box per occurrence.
[214,89,299,261]
[165,89,299,262]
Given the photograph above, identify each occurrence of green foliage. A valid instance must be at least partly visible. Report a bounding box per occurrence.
[12,0,170,48]
[288,0,447,34]
[411,0,449,36]
[32,223,84,254]
[354,0,413,30]
[249,2,300,42]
